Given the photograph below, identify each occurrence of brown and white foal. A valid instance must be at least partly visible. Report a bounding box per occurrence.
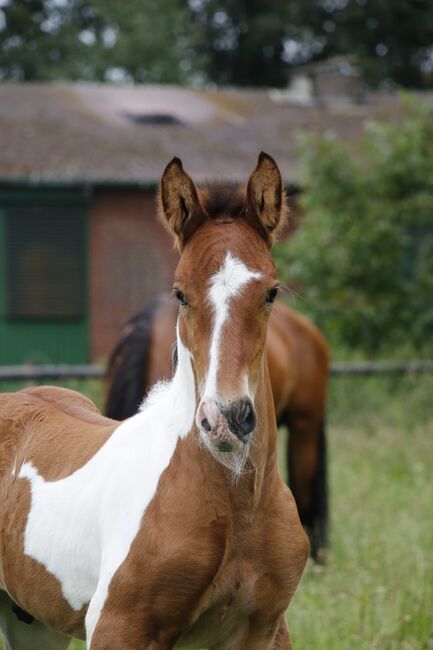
[0,153,308,649]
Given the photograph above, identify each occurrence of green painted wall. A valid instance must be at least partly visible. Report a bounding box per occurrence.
[0,188,89,364]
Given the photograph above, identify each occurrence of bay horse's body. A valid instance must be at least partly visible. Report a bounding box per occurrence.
[0,154,308,648]
[105,297,329,560]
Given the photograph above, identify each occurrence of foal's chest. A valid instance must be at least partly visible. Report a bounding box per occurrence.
[175,558,266,649]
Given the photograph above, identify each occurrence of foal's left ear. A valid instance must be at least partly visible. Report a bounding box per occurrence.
[246,152,287,247]
[158,157,204,250]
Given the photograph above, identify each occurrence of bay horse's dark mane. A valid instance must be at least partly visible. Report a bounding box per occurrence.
[200,182,245,219]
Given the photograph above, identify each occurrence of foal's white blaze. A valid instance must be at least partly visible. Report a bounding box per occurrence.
[18,330,195,645]
[205,251,262,400]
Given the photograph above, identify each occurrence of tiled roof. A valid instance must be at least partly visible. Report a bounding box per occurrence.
[0,82,411,185]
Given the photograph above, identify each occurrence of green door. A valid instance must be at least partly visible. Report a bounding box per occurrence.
[0,188,89,364]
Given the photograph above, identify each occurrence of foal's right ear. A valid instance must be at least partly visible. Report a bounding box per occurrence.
[158,157,203,250]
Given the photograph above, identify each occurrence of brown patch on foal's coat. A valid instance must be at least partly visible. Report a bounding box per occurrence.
[0,387,116,638]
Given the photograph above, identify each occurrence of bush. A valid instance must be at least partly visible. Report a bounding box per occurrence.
[275,96,433,357]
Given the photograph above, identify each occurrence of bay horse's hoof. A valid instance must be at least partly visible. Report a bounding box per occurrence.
[314,547,328,566]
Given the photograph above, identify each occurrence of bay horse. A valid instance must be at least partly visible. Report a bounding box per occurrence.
[0,153,308,649]
[105,299,329,562]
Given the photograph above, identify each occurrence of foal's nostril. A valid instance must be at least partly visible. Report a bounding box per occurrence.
[201,418,212,432]
[238,400,256,437]
[225,398,256,441]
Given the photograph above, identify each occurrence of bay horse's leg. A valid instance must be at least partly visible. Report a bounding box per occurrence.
[0,591,70,650]
[286,411,328,563]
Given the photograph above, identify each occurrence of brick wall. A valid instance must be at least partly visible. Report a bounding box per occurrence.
[89,188,178,361]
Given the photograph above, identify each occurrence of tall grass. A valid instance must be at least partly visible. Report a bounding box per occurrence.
[0,374,431,649]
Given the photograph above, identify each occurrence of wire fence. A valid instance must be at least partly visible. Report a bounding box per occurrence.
[0,365,103,381]
[330,360,433,376]
[1,361,433,382]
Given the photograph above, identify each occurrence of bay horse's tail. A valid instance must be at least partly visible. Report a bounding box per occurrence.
[104,296,163,420]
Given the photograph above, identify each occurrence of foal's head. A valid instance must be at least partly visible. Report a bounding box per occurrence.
[159,153,286,466]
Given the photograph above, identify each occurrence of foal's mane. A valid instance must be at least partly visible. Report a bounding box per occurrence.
[199,182,245,219]
[199,181,288,242]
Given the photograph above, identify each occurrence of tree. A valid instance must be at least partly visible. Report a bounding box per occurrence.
[275,97,433,355]
[0,0,199,83]
[189,0,296,87]
[191,0,433,88]
[0,0,103,80]
[292,0,433,88]
[1,0,433,88]
[90,0,203,84]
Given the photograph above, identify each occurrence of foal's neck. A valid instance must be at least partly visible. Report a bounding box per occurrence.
[239,357,279,504]
[161,330,278,509]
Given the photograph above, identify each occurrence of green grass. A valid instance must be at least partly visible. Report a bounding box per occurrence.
[1,374,432,649]
[288,421,433,649]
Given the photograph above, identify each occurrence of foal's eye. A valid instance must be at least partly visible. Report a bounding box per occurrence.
[266,287,279,305]
[175,290,188,307]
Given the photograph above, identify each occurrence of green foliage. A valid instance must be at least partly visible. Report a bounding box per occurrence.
[0,0,200,83]
[1,0,433,87]
[195,0,433,89]
[89,0,203,84]
[291,0,433,89]
[189,0,295,87]
[275,97,433,356]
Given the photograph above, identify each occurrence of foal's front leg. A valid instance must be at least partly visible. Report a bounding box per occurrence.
[89,613,178,650]
[87,595,179,650]
[271,616,292,650]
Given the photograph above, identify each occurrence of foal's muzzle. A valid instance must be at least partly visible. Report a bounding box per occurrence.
[196,397,256,452]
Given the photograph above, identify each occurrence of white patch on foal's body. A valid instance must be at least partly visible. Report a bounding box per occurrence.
[18,332,195,645]
[205,252,262,400]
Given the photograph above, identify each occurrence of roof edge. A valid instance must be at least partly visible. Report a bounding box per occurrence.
[0,177,300,194]
[0,178,158,191]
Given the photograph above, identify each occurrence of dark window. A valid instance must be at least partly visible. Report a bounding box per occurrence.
[5,203,86,319]
[121,111,184,126]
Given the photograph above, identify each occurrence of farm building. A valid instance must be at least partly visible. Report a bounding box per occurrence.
[0,81,396,364]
